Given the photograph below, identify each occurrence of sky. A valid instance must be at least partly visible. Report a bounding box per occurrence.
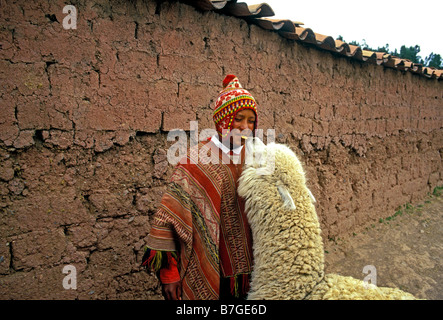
[242,0,443,60]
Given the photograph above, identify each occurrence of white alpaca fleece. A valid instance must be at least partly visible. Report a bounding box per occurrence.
[238,138,417,300]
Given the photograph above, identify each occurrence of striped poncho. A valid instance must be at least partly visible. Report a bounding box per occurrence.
[143,138,253,300]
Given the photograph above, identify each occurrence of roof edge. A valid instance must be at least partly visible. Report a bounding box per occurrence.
[180,0,443,80]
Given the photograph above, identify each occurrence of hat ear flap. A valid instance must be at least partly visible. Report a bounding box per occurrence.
[222,74,237,89]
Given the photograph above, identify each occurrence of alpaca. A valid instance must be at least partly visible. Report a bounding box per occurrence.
[238,138,417,300]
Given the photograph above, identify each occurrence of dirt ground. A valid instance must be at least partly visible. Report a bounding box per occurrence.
[324,189,443,300]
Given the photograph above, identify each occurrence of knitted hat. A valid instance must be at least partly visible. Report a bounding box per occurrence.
[213,74,258,137]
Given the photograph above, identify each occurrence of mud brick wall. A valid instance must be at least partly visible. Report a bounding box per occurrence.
[0,0,442,299]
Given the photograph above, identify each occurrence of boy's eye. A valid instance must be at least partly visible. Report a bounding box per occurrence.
[235,118,255,123]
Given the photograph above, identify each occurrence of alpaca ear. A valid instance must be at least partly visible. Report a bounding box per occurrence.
[277,184,296,210]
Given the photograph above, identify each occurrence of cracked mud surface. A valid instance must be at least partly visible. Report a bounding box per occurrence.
[324,192,443,300]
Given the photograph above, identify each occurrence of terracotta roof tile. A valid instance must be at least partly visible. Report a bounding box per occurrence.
[181,0,229,10]
[237,3,274,17]
[182,0,442,80]
[312,33,337,51]
[333,40,350,55]
[294,27,317,44]
[346,44,362,59]
[186,0,274,17]
[252,18,301,33]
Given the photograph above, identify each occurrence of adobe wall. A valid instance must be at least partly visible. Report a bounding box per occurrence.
[0,0,442,299]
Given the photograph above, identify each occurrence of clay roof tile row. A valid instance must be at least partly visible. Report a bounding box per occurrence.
[181,0,443,80]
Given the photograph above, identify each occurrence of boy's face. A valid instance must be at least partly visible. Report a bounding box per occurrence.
[227,109,256,148]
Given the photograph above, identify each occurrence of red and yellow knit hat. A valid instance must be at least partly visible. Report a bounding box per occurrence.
[213,74,258,137]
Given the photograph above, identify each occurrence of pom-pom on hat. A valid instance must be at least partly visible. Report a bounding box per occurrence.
[213,74,258,137]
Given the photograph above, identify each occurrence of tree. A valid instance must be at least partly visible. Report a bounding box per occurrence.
[335,36,442,68]
[375,44,390,54]
[424,53,443,69]
[399,45,422,64]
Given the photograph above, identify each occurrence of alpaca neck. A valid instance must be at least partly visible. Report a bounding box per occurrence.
[248,202,325,299]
